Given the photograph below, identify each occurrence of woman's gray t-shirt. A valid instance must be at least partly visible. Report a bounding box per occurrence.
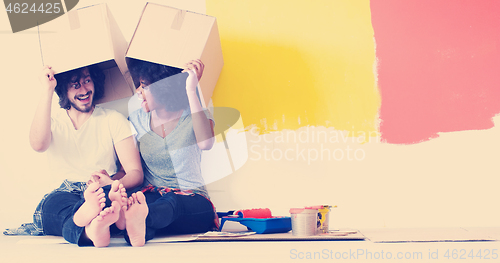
[128,107,211,199]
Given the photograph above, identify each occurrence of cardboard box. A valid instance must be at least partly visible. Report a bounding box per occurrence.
[38,3,135,104]
[125,2,224,107]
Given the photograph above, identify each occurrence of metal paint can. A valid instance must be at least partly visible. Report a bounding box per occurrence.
[289,208,318,236]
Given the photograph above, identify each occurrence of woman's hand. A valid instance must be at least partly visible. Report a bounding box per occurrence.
[183,59,204,94]
[39,65,57,92]
[184,59,204,81]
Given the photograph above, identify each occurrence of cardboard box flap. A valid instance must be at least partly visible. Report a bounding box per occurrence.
[105,5,135,93]
[198,19,224,106]
[126,3,224,107]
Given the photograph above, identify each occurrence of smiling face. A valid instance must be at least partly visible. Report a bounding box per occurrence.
[136,78,158,113]
[128,58,189,113]
[66,68,95,113]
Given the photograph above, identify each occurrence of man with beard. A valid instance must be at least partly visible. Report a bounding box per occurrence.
[4,65,145,247]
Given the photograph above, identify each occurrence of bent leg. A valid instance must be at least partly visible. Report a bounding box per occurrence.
[41,191,83,237]
[42,191,93,246]
[159,194,215,235]
[123,191,176,245]
[123,192,215,245]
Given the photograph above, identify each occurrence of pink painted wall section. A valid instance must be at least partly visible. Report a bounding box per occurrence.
[371,0,500,144]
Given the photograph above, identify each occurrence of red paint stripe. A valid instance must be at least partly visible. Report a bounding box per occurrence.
[372,0,500,144]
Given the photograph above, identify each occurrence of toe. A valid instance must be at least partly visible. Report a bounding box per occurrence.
[87,182,99,192]
[136,191,146,204]
[111,180,120,192]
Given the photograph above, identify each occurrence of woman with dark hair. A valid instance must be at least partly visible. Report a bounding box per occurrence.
[124,58,217,246]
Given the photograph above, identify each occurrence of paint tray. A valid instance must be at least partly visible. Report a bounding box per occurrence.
[220,216,292,234]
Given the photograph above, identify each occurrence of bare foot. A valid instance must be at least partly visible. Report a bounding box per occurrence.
[85,201,121,248]
[124,191,148,247]
[73,182,106,227]
[108,180,127,230]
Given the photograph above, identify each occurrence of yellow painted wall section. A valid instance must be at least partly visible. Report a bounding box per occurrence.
[206,0,380,136]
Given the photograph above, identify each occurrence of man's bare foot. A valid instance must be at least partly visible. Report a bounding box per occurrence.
[85,201,121,248]
[108,180,127,230]
[74,182,106,227]
[124,191,148,247]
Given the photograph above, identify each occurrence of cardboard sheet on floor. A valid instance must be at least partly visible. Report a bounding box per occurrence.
[12,228,500,245]
[192,230,365,242]
[14,230,363,245]
[359,227,498,243]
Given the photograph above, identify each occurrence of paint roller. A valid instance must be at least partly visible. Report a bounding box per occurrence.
[233,208,273,218]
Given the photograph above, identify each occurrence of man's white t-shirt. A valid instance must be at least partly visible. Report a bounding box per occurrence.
[47,106,133,183]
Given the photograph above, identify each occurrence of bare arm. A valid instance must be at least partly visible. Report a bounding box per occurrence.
[90,136,143,188]
[30,66,57,152]
[184,60,215,150]
[113,136,143,189]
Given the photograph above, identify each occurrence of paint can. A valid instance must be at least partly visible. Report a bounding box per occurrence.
[289,208,318,236]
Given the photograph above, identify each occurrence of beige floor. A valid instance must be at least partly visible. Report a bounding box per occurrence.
[2,228,499,263]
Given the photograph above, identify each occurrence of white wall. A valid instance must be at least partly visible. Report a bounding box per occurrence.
[207,122,500,229]
[1,0,499,231]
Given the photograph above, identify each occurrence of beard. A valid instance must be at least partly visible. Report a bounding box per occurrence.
[69,101,94,113]
[69,91,94,113]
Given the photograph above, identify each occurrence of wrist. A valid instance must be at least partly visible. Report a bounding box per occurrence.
[40,91,55,102]
[42,88,55,96]
[186,90,198,97]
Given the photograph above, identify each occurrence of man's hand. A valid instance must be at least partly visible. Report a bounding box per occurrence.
[39,65,57,92]
[88,169,114,187]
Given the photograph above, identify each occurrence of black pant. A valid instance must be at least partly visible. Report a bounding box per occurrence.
[123,191,215,244]
[42,187,215,246]
[41,185,124,246]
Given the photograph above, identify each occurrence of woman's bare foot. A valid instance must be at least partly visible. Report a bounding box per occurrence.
[85,201,121,248]
[108,180,128,230]
[73,182,106,227]
[123,191,148,247]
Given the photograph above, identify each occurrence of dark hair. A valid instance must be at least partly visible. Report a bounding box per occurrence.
[54,65,105,110]
[127,58,188,112]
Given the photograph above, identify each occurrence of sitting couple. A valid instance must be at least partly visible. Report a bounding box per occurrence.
[4,59,217,247]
